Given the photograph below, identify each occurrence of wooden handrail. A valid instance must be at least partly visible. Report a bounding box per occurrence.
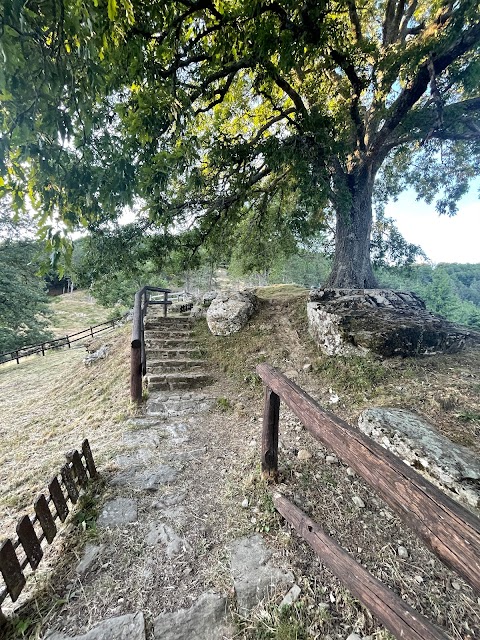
[130,286,172,402]
[256,363,480,639]
[256,363,480,593]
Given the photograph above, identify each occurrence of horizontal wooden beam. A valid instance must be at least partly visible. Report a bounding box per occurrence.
[257,363,480,593]
[274,494,448,640]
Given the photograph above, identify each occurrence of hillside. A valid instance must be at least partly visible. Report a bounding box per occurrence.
[0,287,479,639]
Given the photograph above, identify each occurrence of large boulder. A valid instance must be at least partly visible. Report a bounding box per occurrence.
[307,288,471,357]
[206,290,258,336]
[358,408,480,509]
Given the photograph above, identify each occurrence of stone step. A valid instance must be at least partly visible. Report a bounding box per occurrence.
[145,338,197,349]
[147,372,213,391]
[146,359,208,373]
[147,391,217,417]
[145,329,194,339]
[147,348,202,359]
[144,319,193,330]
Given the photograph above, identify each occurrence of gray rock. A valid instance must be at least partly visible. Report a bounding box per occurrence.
[45,612,145,640]
[280,584,301,607]
[153,592,231,640]
[397,545,409,559]
[307,288,470,357]
[325,455,338,465]
[97,498,138,527]
[206,291,258,336]
[122,430,164,448]
[114,449,155,468]
[83,345,109,366]
[352,496,365,508]
[346,634,363,640]
[230,534,294,614]
[358,408,480,508]
[145,522,191,557]
[75,544,105,575]
[112,465,178,491]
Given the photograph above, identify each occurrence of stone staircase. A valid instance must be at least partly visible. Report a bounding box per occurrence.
[144,313,216,414]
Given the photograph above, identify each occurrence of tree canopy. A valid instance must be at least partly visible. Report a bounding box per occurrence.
[0,0,479,286]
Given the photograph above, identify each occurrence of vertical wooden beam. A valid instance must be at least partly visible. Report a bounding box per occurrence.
[130,345,142,402]
[34,495,57,543]
[261,386,280,479]
[61,465,79,503]
[0,540,25,602]
[82,439,98,478]
[49,477,69,522]
[163,290,168,317]
[16,516,43,569]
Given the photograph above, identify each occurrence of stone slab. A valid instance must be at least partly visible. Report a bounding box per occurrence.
[145,522,192,557]
[358,408,480,508]
[153,592,231,640]
[45,612,145,640]
[112,465,178,491]
[114,449,155,468]
[122,430,164,448]
[97,498,138,528]
[75,544,105,575]
[230,534,294,614]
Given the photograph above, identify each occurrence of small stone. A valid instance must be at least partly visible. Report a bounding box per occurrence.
[297,449,312,461]
[346,634,363,640]
[414,575,423,584]
[325,455,338,465]
[329,394,340,404]
[303,363,312,372]
[451,580,462,590]
[75,544,104,575]
[346,467,355,477]
[97,498,138,528]
[352,496,365,508]
[397,545,409,559]
[280,584,301,607]
[241,498,249,508]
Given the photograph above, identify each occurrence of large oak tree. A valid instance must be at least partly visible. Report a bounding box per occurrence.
[0,0,479,286]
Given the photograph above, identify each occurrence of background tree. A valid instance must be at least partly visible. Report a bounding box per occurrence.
[1,0,479,287]
[0,205,52,354]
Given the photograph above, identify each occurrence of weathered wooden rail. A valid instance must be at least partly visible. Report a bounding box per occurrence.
[131,286,172,402]
[0,319,118,366]
[257,363,480,640]
[0,440,97,620]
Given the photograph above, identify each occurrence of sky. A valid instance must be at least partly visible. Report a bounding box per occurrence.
[385,181,480,264]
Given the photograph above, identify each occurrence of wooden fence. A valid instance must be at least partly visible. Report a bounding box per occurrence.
[0,320,118,366]
[257,363,480,640]
[0,440,97,620]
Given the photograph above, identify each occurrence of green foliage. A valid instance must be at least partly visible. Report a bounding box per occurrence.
[0,206,53,354]
[376,264,480,329]
[0,0,479,285]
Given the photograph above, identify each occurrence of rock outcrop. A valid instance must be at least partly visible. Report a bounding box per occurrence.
[358,408,480,508]
[307,288,471,357]
[207,290,258,336]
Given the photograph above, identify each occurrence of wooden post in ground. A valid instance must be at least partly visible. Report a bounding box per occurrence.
[261,387,280,479]
[130,345,142,402]
[163,290,168,317]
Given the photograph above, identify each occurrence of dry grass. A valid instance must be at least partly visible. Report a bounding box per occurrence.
[47,291,113,337]
[0,324,135,539]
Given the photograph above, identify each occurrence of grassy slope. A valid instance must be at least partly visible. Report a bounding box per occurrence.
[0,294,134,539]
[47,290,113,337]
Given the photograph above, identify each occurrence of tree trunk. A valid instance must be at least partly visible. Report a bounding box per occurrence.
[326,166,377,288]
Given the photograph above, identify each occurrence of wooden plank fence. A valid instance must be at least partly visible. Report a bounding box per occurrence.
[0,440,97,619]
[0,320,118,366]
[257,363,480,640]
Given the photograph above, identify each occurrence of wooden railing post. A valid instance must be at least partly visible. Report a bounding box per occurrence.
[261,386,280,479]
[131,289,144,402]
[163,290,168,317]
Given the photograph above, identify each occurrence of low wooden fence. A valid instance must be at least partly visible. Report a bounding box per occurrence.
[131,286,172,402]
[0,440,97,620]
[257,363,480,640]
[0,320,118,366]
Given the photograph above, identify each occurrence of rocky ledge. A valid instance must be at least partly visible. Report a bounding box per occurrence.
[307,288,472,358]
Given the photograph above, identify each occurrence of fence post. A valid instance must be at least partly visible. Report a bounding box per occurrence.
[163,290,168,317]
[261,386,280,479]
[41,343,45,356]
[15,350,19,365]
